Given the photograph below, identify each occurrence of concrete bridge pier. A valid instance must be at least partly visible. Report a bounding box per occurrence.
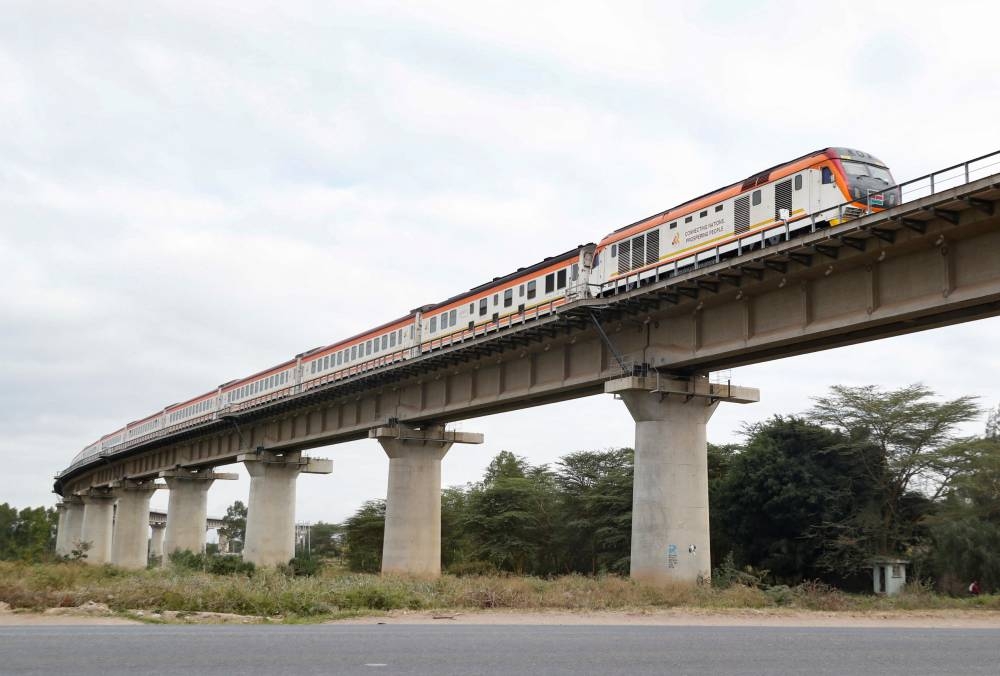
[160,469,236,559]
[78,491,116,564]
[606,375,759,586]
[55,497,84,557]
[149,522,166,561]
[371,424,483,577]
[239,450,332,567]
[110,480,159,569]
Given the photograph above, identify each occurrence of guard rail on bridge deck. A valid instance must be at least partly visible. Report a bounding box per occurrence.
[55,150,1000,489]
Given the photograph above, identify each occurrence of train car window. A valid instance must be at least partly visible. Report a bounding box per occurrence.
[323,356,329,369]
[715,204,723,212]
[351,345,357,360]
[337,351,343,364]
[752,190,761,206]
[519,284,524,297]
[449,309,456,325]
[556,269,566,289]
[527,280,537,299]
[504,289,513,307]
[429,316,437,333]
[545,273,555,293]
[366,340,372,355]
[822,167,834,184]
[700,210,707,218]
[311,361,316,374]
[794,175,803,190]
[493,294,498,306]
[669,221,677,229]
[479,298,487,316]
[685,215,693,223]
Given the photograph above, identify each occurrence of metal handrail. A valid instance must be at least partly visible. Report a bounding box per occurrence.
[599,149,1000,296]
[57,150,1000,479]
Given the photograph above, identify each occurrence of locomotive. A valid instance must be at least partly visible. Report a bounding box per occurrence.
[67,147,894,470]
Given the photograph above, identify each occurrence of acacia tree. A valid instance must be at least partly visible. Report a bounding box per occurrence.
[927,414,1000,591]
[807,384,979,555]
[342,500,385,572]
[218,500,248,553]
[555,448,633,575]
[714,417,876,582]
[463,452,560,574]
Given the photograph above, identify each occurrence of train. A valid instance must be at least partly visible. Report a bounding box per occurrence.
[67,147,895,470]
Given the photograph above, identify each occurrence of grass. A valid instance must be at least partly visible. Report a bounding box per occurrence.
[0,560,996,621]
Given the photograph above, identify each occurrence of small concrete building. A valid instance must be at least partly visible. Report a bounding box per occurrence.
[872,558,909,596]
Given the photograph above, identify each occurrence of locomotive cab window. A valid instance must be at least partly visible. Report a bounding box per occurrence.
[822,167,835,184]
[556,269,566,289]
[794,174,803,190]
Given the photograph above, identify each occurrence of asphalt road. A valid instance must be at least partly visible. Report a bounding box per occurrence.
[0,624,997,675]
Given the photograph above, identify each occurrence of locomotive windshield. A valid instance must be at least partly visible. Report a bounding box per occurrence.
[843,160,893,184]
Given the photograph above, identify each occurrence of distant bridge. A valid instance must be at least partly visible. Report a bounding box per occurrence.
[55,152,1000,582]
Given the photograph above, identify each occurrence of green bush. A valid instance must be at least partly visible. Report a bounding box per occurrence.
[209,556,254,576]
[286,556,319,577]
[445,560,499,577]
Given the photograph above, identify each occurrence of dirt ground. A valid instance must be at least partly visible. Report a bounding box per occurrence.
[328,608,1000,628]
[4,602,998,628]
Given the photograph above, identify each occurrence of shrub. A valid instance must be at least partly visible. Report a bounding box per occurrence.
[446,560,499,577]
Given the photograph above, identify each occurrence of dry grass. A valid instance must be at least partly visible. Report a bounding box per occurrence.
[0,561,996,620]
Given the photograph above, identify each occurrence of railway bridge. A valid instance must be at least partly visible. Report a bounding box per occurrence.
[54,153,1000,583]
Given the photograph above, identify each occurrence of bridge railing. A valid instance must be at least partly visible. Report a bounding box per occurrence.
[57,151,1000,479]
[596,149,1000,297]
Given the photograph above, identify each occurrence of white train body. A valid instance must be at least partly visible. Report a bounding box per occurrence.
[67,148,893,470]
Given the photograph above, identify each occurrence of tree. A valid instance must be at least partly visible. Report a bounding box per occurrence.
[986,403,999,440]
[927,436,1000,590]
[555,448,633,574]
[218,500,248,553]
[714,416,875,583]
[309,521,344,558]
[342,500,385,572]
[707,443,742,568]
[808,384,979,555]
[0,504,57,561]
[440,487,473,570]
[463,452,559,574]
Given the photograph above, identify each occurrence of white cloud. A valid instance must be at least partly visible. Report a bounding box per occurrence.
[1,0,998,524]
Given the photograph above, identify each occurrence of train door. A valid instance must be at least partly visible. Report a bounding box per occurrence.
[748,186,772,232]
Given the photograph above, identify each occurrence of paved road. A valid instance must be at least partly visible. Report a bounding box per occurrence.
[0,624,997,675]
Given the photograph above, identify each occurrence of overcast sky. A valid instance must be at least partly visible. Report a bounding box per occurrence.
[2,1,999,524]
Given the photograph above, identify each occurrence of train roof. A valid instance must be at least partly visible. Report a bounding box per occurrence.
[421,246,589,312]
[600,146,889,246]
